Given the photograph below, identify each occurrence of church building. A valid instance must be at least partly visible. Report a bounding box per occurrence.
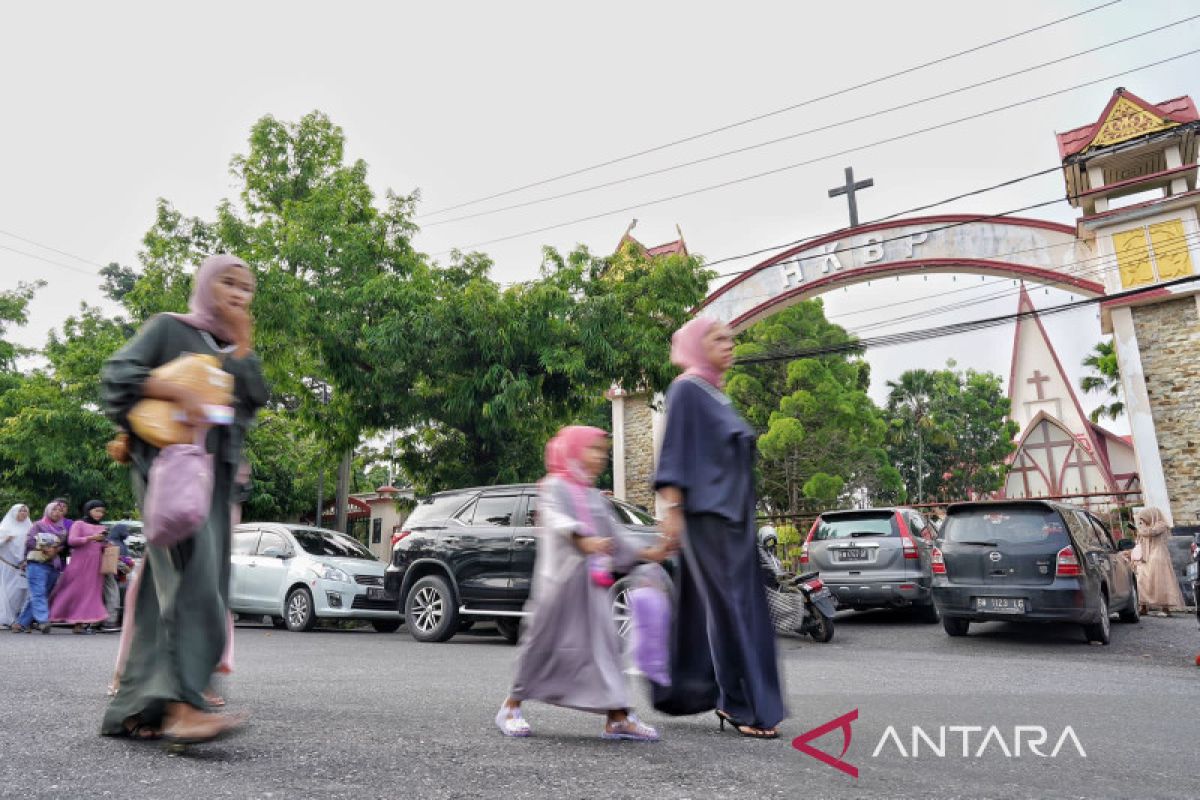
[1000,284,1139,507]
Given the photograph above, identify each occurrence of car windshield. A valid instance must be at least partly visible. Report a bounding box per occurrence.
[611,499,656,526]
[814,512,896,540]
[290,528,376,560]
[943,506,1069,547]
[404,493,472,527]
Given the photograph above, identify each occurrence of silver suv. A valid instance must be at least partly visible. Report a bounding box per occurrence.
[800,507,940,622]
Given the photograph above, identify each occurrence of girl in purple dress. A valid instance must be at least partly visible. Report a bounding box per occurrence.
[49,500,110,632]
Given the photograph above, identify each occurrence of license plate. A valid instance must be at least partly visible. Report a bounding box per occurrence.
[839,548,868,561]
[976,596,1026,614]
[367,587,388,601]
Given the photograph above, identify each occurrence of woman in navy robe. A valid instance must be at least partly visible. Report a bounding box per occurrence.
[652,317,785,739]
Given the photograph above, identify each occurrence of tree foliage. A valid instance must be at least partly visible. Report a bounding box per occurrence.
[883,366,1018,503]
[1081,339,1124,423]
[726,299,903,515]
[8,110,712,518]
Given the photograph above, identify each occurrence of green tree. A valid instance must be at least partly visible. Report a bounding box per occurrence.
[727,299,903,515]
[391,243,710,494]
[884,366,1018,502]
[1081,339,1124,423]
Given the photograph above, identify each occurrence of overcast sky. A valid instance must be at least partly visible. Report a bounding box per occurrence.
[3,0,1197,434]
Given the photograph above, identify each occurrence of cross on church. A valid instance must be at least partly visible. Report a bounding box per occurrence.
[1027,370,1051,400]
[828,166,874,227]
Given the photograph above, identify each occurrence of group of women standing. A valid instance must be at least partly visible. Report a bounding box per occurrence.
[1,499,119,634]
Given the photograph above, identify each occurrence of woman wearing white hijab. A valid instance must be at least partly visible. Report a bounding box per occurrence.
[0,504,33,627]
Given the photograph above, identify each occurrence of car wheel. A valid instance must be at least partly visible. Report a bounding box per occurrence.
[405,575,458,643]
[495,617,520,645]
[1118,583,1140,624]
[610,577,634,641]
[371,619,403,633]
[285,587,317,632]
[914,601,941,624]
[1082,593,1111,645]
[942,616,970,637]
[270,616,287,629]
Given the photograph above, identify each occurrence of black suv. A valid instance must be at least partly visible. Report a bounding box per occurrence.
[383,484,663,643]
[932,500,1139,644]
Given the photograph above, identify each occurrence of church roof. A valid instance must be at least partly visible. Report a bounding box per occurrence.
[614,221,688,258]
[1006,283,1117,486]
[1056,87,1198,160]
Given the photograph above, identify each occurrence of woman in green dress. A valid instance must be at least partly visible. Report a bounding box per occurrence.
[100,254,268,743]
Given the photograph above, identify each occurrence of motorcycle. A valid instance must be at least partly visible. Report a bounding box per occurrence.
[1188,532,1198,629]
[758,527,837,643]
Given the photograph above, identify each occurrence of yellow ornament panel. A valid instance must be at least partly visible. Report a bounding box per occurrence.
[1089,96,1177,150]
[1113,228,1154,289]
[1148,219,1195,280]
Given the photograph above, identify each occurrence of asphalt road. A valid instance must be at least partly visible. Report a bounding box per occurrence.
[2,609,1197,800]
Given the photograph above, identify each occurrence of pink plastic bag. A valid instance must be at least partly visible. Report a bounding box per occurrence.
[630,563,672,687]
[143,432,213,548]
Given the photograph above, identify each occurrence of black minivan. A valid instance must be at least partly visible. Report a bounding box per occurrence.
[932,501,1140,644]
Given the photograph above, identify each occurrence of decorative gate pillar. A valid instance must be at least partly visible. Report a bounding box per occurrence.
[609,388,663,512]
[1061,88,1200,530]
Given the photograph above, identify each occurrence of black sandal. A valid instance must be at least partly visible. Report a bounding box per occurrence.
[715,710,779,739]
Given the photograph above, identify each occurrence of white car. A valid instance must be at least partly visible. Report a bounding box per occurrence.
[231,523,403,632]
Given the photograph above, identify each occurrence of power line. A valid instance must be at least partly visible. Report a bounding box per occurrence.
[422,14,1198,228]
[433,48,1200,255]
[0,229,109,270]
[418,1,1123,219]
[0,242,104,278]
[735,274,1200,365]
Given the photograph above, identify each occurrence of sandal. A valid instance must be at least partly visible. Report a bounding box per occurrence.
[716,710,778,739]
[203,690,226,708]
[495,705,532,737]
[121,716,161,741]
[602,713,660,742]
[10,624,26,634]
[161,710,247,746]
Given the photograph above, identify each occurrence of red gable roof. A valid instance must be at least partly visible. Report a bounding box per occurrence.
[1056,88,1198,160]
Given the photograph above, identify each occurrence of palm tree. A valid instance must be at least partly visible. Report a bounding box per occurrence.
[1081,340,1124,423]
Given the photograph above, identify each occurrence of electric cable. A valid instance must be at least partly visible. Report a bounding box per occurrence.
[432,48,1200,255]
[418,1,1123,218]
[422,14,1198,228]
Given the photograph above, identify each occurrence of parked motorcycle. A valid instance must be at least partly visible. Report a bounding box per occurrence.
[758,527,837,642]
[1189,532,1198,628]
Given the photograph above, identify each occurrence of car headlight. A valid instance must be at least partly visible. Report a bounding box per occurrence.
[310,564,351,583]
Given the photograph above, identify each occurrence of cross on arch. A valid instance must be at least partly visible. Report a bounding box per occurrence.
[828,166,874,228]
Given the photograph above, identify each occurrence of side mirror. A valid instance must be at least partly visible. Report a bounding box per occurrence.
[261,547,291,559]
[1116,538,1135,552]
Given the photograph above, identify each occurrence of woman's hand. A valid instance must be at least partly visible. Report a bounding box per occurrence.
[639,539,674,563]
[575,535,615,556]
[92,533,108,542]
[660,506,685,550]
[226,307,254,359]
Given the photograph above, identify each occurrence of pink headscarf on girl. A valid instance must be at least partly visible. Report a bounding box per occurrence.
[544,425,608,487]
[671,316,725,388]
[170,254,254,343]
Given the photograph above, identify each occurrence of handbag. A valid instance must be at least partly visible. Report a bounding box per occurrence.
[143,429,214,548]
[128,353,233,448]
[629,563,672,686]
[99,544,120,576]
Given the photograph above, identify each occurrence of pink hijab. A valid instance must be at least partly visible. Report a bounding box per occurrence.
[170,254,254,343]
[544,425,608,487]
[671,317,725,388]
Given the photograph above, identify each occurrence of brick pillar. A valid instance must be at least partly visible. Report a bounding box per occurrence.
[611,391,657,511]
